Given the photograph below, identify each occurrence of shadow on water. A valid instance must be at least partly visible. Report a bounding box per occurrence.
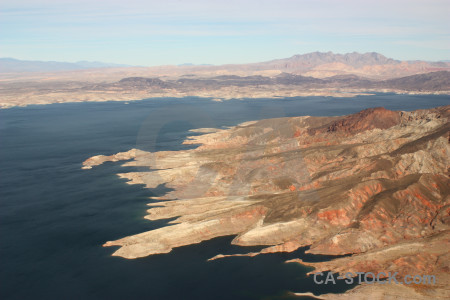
[91,235,358,300]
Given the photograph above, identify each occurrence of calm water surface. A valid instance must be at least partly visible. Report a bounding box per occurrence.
[1,95,448,299]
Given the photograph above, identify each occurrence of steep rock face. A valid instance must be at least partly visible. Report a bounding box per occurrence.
[83,105,449,296]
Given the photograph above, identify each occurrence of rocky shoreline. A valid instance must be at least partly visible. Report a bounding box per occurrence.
[0,86,413,109]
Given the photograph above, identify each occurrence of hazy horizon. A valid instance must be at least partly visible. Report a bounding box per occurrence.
[2,50,450,69]
[1,0,449,65]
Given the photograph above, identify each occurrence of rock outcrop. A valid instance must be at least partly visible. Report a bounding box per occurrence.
[83,105,450,298]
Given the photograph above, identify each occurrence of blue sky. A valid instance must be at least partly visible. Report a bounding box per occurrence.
[1,0,449,65]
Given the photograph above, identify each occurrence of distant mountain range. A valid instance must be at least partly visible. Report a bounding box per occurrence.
[0,58,132,73]
[111,70,450,92]
[2,52,450,79]
[214,52,450,79]
[260,51,401,68]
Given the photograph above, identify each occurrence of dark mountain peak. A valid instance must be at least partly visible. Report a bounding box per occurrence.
[308,107,402,135]
[118,77,162,83]
[327,106,401,133]
[117,77,169,88]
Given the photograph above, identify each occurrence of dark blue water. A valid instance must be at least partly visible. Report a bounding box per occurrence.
[0,95,448,300]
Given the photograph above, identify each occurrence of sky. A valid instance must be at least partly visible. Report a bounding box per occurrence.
[1,0,449,65]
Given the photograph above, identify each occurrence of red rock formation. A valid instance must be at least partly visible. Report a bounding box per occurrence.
[309,107,402,135]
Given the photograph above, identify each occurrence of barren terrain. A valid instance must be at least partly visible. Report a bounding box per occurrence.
[83,105,450,298]
[2,52,449,109]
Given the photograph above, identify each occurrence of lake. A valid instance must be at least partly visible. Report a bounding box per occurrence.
[1,94,448,299]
